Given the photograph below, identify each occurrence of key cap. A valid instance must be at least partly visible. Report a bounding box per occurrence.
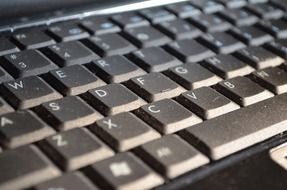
[0,110,54,148]
[1,76,62,109]
[45,65,105,96]
[199,33,246,54]
[83,33,137,56]
[130,47,182,72]
[83,83,145,115]
[265,39,287,59]
[40,128,113,171]
[165,39,215,62]
[0,97,14,115]
[140,8,176,24]
[180,93,287,160]
[235,47,284,69]
[0,37,19,56]
[203,55,255,79]
[0,145,60,190]
[251,67,287,94]
[191,0,224,13]
[136,99,201,134]
[47,24,89,42]
[215,76,274,106]
[218,0,247,8]
[35,96,102,131]
[34,172,99,190]
[85,152,163,190]
[136,135,209,178]
[247,3,284,19]
[167,3,201,18]
[177,87,239,119]
[219,9,258,26]
[124,26,171,48]
[1,50,58,78]
[165,63,222,90]
[257,19,287,38]
[112,13,149,29]
[157,19,202,40]
[89,55,145,83]
[126,72,185,102]
[249,0,268,3]
[271,0,287,11]
[189,14,231,32]
[80,18,121,35]
[43,41,99,67]
[91,112,160,151]
[12,30,56,49]
[0,67,13,83]
[230,26,273,46]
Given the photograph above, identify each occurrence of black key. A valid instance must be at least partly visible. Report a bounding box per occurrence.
[0,97,14,115]
[83,83,145,115]
[80,18,121,35]
[47,24,89,42]
[136,99,201,134]
[251,67,287,94]
[124,26,171,48]
[199,33,246,54]
[265,39,287,59]
[43,41,99,67]
[257,19,287,38]
[34,172,99,190]
[230,26,273,46]
[112,13,149,29]
[165,63,221,90]
[235,47,284,69]
[12,30,56,49]
[2,50,58,78]
[91,112,160,151]
[219,9,258,26]
[271,0,287,11]
[35,96,102,131]
[0,67,13,83]
[247,3,284,19]
[203,54,254,79]
[1,76,62,109]
[83,33,137,56]
[165,39,215,62]
[45,65,105,96]
[0,37,19,56]
[167,3,201,18]
[136,135,209,178]
[215,76,274,106]
[85,152,163,190]
[40,128,113,171]
[180,93,287,160]
[191,0,224,13]
[0,145,60,190]
[218,0,247,8]
[89,55,145,83]
[157,19,202,40]
[130,47,182,72]
[126,72,185,102]
[140,8,176,24]
[0,110,54,148]
[189,14,231,32]
[176,87,239,119]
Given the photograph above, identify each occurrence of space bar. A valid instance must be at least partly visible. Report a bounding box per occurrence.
[181,93,287,160]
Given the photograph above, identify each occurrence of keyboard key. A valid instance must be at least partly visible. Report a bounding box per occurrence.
[35,96,102,131]
[112,13,149,29]
[219,9,258,26]
[47,24,89,42]
[177,87,239,119]
[167,3,201,18]
[126,72,185,102]
[0,37,19,56]
[257,19,287,38]
[191,0,224,13]
[85,152,163,190]
[130,47,182,72]
[83,33,137,56]
[203,54,255,79]
[165,39,215,62]
[0,97,14,115]
[12,30,56,49]
[43,41,99,67]
[40,128,113,171]
[1,76,62,109]
[136,135,209,178]
[140,8,176,24]
[251,67,287,94]
[80,18,121,35]
[165,63,221,90]
[89,55,145,83]
[215,76,274,106]
[265,39,287,59]
[83,83,145,115]
[218,0,247,8]
[136,99,201,134]
[124,26,171,48]
[180,93,287,160]
[34,172,99,190]
[0,67,13,83]
[189,14,231,32]
[271,0,287,11]
[235,47,284,69]
[91,112,160,151]
[247,3,284,19]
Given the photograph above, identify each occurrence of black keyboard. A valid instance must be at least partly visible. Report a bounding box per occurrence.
[1,0,287,190]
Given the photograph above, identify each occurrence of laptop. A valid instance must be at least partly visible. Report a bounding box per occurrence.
[0,0,287,189]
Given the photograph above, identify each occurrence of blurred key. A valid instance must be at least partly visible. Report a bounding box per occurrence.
[80,18,121,35]
[47,24,89,42]
[219,9,258,26]
[265,39,287,59]
[258,19,287,38]
[0,37,19,56]
[189,14,231,32]
[140,8,176,24]
[112,13,149,29]
[0,97,14,115]
[167,3,201,18]
[0,67,13,83]
[218,0,246,8]
[247,3,284,19]
[191,0,224,13]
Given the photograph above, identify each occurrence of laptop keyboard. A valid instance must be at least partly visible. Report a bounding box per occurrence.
[0,0,287,189]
